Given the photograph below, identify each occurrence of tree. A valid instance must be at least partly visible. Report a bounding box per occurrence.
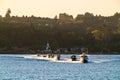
[0,15,2,18]
[117,22,120,34]
[5,8,11,18]
[54,15,57,19]
[91,24,110,41]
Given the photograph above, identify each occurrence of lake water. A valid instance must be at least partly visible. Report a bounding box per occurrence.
[0,54,120,80]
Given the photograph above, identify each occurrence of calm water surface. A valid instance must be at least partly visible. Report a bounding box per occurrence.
[0,54,120,80]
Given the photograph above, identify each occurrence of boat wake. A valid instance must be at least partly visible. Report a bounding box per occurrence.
[50,58,82,63]
[23,55,88,63]
[93,59,119,63]
[23,55,120,64]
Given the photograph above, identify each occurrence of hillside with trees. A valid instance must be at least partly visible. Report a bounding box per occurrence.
[0,9,120,53]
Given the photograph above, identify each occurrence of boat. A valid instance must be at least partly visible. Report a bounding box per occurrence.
[80,48,89,63]
[24,44,89,63]
[80,55,88,63]
[36,42,61,61]
[39,54,60,61]
[70,55,77,61]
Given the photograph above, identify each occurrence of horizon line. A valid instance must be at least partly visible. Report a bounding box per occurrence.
[0,11,120,18]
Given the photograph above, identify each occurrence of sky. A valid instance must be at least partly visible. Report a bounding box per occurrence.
[0,0,120,18]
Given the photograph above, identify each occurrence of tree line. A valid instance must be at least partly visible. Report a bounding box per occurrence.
[0,9,120,53]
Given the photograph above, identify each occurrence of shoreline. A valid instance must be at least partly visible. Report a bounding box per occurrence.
[0,50,120,55]
[0,52,120,55]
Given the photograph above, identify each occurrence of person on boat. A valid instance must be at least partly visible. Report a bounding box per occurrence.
[52,48,61,60]
[81,52,86,56]
[57,48,61,54]
[37,49,41,56]
[80,48,89,63]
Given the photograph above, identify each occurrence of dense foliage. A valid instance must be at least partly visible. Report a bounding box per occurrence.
[0,9,120,53]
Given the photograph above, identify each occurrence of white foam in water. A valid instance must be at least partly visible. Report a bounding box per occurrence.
[51,59,82,63]
[24,55,81,63]
[23,54,120,64]
[93,60,109,63]
[93,59,119,63]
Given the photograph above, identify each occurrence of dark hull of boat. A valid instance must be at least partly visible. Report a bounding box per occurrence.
[81,59,88,63]
[80,56,88,63]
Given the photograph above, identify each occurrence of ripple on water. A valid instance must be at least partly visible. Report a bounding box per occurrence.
[0,54,120,80]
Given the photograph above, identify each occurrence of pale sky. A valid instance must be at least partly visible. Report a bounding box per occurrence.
[0,0,120,18]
